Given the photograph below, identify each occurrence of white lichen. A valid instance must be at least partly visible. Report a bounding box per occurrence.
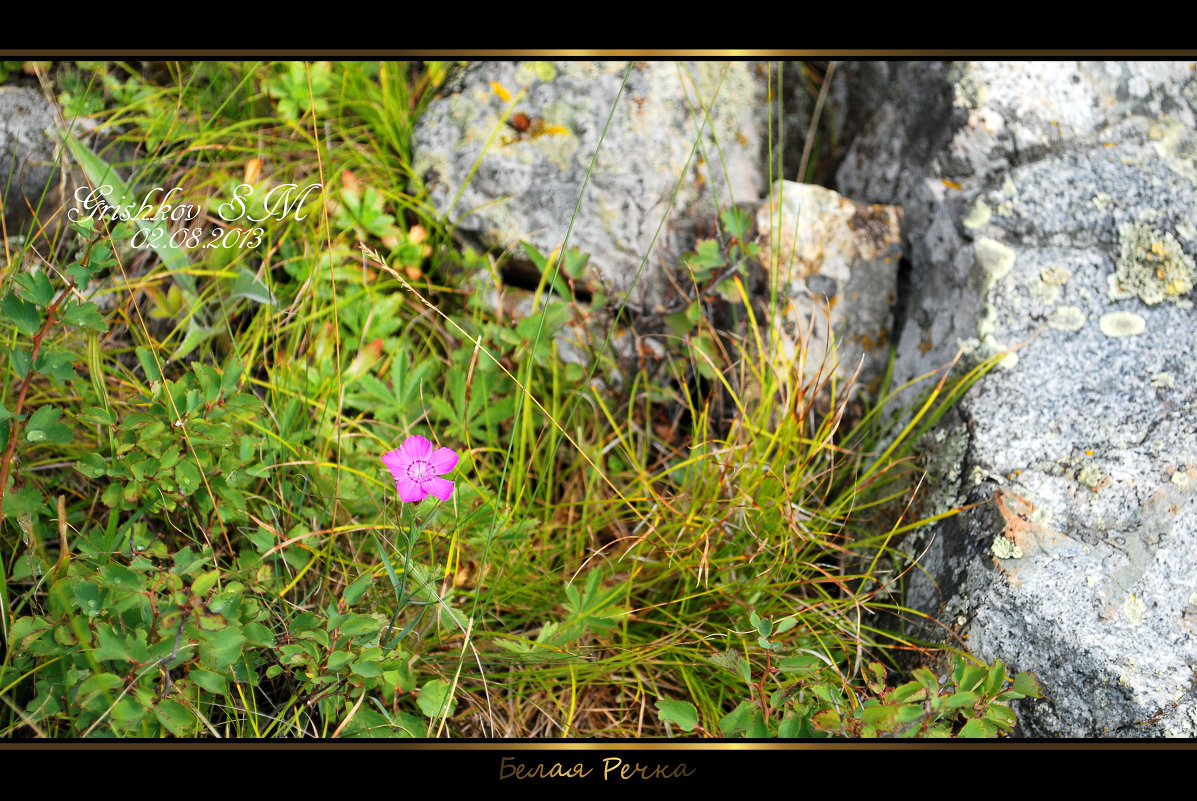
[972,237,1015,293]
[1099,311,1146,337]
[1048,305,1086,331]
[1151,372,1175,388]
[963,199,992,229]
[1123,595,1148,626]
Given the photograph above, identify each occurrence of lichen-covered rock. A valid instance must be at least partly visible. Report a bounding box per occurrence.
[412,61,789,311]
[833,61,1197,737]
[754,180,901,391]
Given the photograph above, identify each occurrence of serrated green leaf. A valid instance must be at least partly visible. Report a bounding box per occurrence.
[655,698,699,732]
[63,300,106,332]
[9,616,53,650]
[984,702,1018,730]
[1013,671,1042,698]
[25,405,62,436]
[154,698,195,736]
[2,292,41,334]
[33,349,77,382]
[19,270,55,306]
[206,627,246,668]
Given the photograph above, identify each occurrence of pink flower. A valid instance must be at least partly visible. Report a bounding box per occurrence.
[382,435,458,502]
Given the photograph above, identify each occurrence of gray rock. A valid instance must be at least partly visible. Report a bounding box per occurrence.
[754,180,901,392]
[1,86,63,236]
[413,61,787,311]
[834,61,1197,737]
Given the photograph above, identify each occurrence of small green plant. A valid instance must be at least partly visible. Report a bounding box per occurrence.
[657,608,1043,739]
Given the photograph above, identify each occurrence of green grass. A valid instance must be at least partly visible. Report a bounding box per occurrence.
[0,60,1038,739]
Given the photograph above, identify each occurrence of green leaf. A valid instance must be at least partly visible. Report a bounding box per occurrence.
[417,679,457,718]
[63,300,106,332]
[944,691,979,709]
[33,349,77,382]
[9,616,53,650]
[3,486,43,517]
[655,698,699,732]
[136,346,162,381]
[861,704,898,728]
[721,206,752,241]
[343,573,373,606]
[75,581,110,618]
[340,613,381,637]
[77,673,123,708]
[19,270,55,306]
[1013,671,1042,698]
[774,617,797,635]
[326,651,354,671]
[191,569,221,596]
[351,660,384,678]
[8,346,31,378]
[75,452,107,478]
[958,717,998,738]
[684,239,725,280]
[889,680,928,704]
[2,292,42,334]
[956,664,988,693]
[153,698,195,736]
[206,627,246,668]
[984,703,1018,731]
[190,669,229,695]
[228,265,277,306]
[708,650,751,684]
[717,700,755,737]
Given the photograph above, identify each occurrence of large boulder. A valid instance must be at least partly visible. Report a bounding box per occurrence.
[412,61,797,311]
[832,62,1197,737]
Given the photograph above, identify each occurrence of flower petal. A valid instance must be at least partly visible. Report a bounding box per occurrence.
[401,435,433,462]
[428,447,458,475]
[381,449,407,480]
[397,477,427,503]
[424,476,454,501]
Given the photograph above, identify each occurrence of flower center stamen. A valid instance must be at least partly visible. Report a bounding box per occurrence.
[406,460,433,483]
